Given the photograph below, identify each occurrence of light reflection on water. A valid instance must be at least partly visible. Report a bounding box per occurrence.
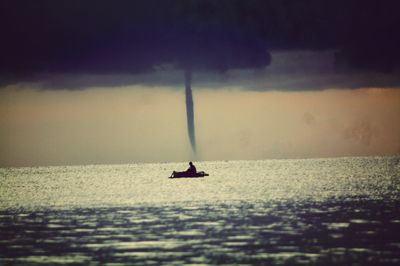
[0,156,400,265]
[1,200,400,265]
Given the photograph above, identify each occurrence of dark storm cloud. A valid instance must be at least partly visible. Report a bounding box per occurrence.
[0,0,400,88]
[20,51,400,91]
[0,0,271,83]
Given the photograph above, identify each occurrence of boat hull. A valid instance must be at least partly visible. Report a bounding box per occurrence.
[169,171,209,178]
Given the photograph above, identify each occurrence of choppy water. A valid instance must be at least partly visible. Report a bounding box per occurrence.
[1,157,400,265]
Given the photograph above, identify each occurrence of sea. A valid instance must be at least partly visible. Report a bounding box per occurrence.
[0,156,399,265]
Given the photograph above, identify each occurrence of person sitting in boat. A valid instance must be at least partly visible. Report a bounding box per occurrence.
[170,162,208,178]
[186,161,197,174]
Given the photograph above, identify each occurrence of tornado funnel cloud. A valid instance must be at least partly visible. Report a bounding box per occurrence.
[184,69,196,153]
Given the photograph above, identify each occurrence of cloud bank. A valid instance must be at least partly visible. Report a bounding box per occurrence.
[1,0,400,89]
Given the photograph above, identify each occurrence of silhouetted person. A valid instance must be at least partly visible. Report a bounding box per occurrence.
[186,161,197,174]
[170,161,208,178]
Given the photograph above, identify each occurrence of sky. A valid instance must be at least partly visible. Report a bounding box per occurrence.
[1,1,400,167]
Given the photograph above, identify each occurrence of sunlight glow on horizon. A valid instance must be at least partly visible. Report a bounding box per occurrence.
[0,85,399,167]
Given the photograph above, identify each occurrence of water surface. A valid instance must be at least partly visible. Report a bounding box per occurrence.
[1,157,399,265]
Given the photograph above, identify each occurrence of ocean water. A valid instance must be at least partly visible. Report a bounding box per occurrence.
[0,157,399,265]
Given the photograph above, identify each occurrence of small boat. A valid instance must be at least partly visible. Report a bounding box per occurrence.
[169,171,209,179]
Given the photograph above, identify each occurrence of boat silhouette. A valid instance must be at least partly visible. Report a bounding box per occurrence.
[169,171,209,179]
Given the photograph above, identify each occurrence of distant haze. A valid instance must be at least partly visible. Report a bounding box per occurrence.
[1,86,399,167]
